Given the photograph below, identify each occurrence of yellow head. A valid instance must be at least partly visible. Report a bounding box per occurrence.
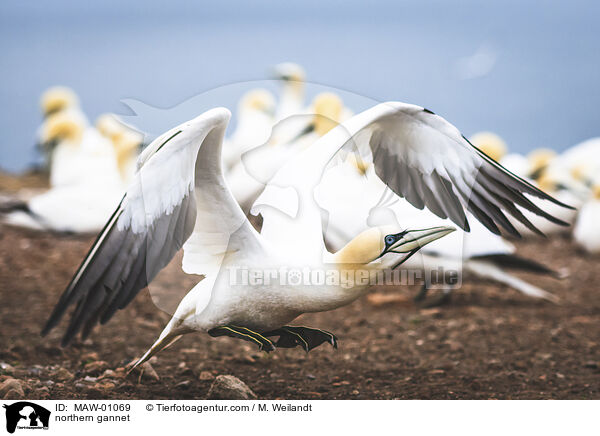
[312,92,343,136]
[333,225,455,267]
[528,148,556,176]
[240,89,276,115]
[469,132,508,162]
[536,172,559,193]
[114,130,143,177]
[41,110,86,145]
[570,163,593,182]
[40,86,79,117]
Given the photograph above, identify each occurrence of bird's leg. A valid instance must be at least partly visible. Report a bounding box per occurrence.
[208,325,275,352]
[263,326,338,352]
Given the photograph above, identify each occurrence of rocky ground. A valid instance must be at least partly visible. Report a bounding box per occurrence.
[0,224,599,400]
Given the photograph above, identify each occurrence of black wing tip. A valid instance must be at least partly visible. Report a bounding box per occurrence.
[423,108,435,115]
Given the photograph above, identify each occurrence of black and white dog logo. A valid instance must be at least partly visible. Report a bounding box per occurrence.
[3,402,50,433]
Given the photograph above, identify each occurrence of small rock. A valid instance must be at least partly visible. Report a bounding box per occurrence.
[0,379,24,398]
[198,371,214,381]
[54,368,74,382]
[583,361,598,369]
[367,293,411,307]
[206,375,257,400]
[93,382,116,390]
[82,376,97,383]
[84,361,109,375]
[306,374,316,380]
[0,362,15,375]
[3,389,24,400]
[140,362,159,381]
[98,369,116,380]
[175,380,191,390]
[36,386,50,399]
[82,352,99,362]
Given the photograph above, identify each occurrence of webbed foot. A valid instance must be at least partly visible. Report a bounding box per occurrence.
[263,326,338,352]
[208,325,275,352]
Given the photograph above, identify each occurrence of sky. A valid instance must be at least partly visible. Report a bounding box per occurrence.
[1,0,599,171]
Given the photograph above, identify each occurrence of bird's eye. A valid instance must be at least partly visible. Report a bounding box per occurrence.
[385,235,396,245]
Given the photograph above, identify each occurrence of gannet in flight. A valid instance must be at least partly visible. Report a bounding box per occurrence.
[41,102,569,368]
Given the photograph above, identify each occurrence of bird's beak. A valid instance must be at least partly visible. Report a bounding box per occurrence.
[386,226,455,254]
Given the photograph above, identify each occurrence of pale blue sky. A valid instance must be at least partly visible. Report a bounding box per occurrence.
[1,0,598,171]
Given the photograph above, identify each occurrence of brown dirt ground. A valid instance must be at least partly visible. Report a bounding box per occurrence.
[0,224,599,400]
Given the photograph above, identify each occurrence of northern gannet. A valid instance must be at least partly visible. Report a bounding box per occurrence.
[37,86,81,169]
[2,112,125,233]
[41,103,568,367]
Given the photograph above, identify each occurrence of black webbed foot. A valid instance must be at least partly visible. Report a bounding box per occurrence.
[263,326,338,352]
[208,325,275,352]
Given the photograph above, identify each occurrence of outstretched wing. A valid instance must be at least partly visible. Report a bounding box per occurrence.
[42,108,258,345]
[318,102,572,237]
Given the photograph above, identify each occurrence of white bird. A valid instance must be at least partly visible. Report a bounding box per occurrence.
[41,102,567,368]
[573,183,600,254]
[227,92,350,209]
[2,111,125,233]
[272,62,306,122]
[316,157,560,303]
[37,86,81,168]
[40,110,122,189]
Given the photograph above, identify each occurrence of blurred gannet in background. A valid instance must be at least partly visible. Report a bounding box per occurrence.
[39,86,80,119]
[37,86,81,168]
[227,92,350,209]
[317,156,561,304]
[222,89,276,171]
[96,113,144,185]
[573,182,600,254]
[272,62,306,122]
[1,111,125,233]
[41,110,121,189]
[41,102,567,365]
[469,131,530,177]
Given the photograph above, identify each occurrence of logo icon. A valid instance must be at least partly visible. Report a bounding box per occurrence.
[2,402,50,434]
